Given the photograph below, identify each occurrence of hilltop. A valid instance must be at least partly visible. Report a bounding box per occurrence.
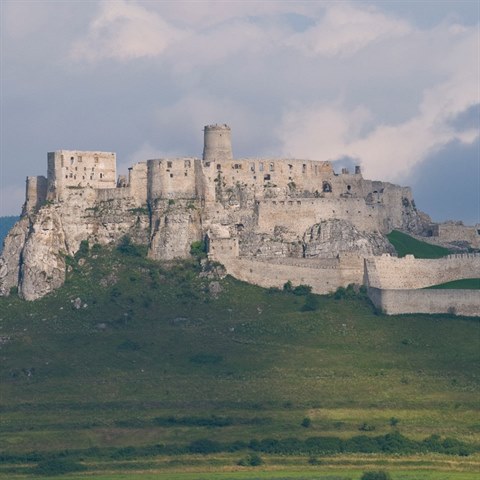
[0,243,479,478]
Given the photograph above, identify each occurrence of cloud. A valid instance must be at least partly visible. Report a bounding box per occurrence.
[70,0,186,62]
[277,12,479,182]
[285,3,411,57]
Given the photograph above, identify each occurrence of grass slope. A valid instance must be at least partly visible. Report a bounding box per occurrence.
[387,230,451,258]
[425,279,480,289]
[0,244,478,478]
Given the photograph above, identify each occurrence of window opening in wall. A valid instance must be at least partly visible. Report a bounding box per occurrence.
[94,156,99,163]
[288,164,292,170]
[75,167,78,171]
[184,160,191,168]
[347,185,351,191]
[250,163,255,172]
[170,173,173,178]
[69,173,73,178]
[185,172,188,176]
[84,167,87,171]
[74,175,76,180]
[90,175,93,180]
[70,157,74,165]
[322,181,332,192]
[100,173,103,179]
[259,162,264,172]
[167,161,172,168]
[78,156,82,162]
[302,164,306,173]
[269,162,274,172]
[264,174,271,181]
[217,164,221,170]
[65,175,68,179]
[477,229,480,235]
[205,162,210,167]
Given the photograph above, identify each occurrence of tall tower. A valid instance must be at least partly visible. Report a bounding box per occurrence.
[202,124,233,163]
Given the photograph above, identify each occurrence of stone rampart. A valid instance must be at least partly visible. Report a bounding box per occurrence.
[211,249,364,294]
[368,287,480,317]
[365,254,480,289]
[24,176,47,213]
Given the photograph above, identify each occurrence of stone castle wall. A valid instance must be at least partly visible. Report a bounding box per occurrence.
[368,287,480,317]
[47,150,116,201]
[2,123,478,310]
[365,253,480,290]
[24,175,47,213]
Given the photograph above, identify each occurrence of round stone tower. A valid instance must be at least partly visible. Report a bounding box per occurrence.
[202,124,233,163]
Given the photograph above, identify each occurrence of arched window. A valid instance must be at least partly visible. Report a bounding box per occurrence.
[322,181,332,193]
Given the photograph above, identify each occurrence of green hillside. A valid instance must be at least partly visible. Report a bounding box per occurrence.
[387,230,451,258]
[0,243,478,478]
[426,278,480,289]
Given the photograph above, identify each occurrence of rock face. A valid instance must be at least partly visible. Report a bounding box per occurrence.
[303,219,396,258]
[19,207,67,301]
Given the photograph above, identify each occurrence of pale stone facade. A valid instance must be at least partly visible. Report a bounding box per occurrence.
[0,124,478,314]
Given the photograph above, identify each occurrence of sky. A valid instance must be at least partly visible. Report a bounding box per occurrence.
[0,0,479,224]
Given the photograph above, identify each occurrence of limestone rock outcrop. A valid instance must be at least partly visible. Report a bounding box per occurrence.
[303,219,395,258]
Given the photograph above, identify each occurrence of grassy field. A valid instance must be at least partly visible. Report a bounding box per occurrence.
[386,231,451,258]
[0,243,478,477]
[426,279,480,289]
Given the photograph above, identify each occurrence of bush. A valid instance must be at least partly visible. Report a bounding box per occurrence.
[33,458,86,476]
[117,236,146,257]
[301,293,319,311]
[293,284,312,296]
[361,471,391,480]
[301,417,312,428]
[190,240,207,259]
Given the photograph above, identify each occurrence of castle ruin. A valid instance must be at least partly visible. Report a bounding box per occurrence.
[1,124,479,315]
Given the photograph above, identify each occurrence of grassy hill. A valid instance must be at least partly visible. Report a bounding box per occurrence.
[0,243,478,479]
[387,230,451,258]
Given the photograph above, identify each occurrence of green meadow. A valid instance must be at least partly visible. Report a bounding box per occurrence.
[0,243,478,477]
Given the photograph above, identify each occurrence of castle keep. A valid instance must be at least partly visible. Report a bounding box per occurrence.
[1,124,479,315]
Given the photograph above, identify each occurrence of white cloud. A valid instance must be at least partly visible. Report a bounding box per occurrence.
[70,0,186,62]
[285,3,411,57]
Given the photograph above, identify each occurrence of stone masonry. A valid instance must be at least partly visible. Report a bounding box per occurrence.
[0,124,478,315]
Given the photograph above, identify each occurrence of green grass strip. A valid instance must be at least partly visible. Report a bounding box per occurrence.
[387,230,451,259]
[425,278,480,289]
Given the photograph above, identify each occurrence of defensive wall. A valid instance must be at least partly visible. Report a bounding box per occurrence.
[368,287,480,317]
[209,236,364,294]
[24,175,48,213]
[418,222,480,249]
[364,253,480,290]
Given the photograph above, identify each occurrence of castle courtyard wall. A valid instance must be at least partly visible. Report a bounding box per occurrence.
[368,287,480,317]
[365,254,480,289]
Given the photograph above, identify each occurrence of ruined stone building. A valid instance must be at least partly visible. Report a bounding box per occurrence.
[1,124,479,315]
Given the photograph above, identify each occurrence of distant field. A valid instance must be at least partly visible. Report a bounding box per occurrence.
[0,244,478,477]
[387,230,451,258]
[426,279,480,290]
